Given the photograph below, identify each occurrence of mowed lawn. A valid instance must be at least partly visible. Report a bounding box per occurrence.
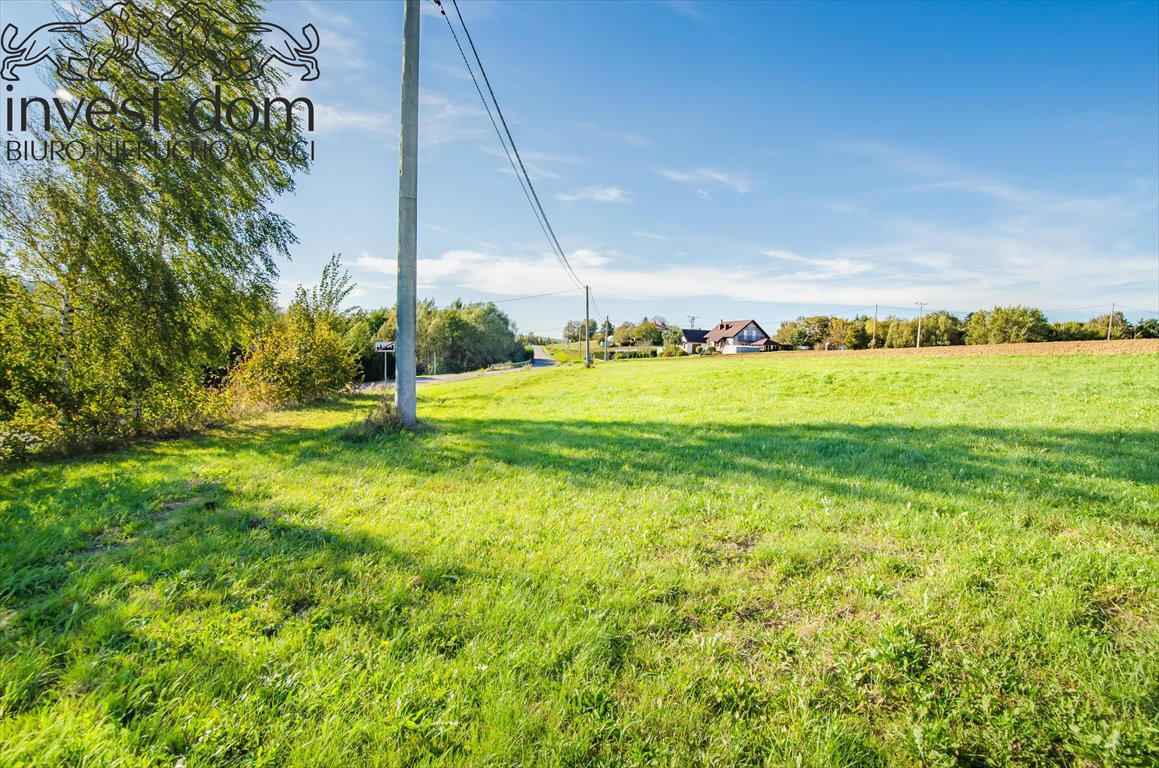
[2,352,1157,767]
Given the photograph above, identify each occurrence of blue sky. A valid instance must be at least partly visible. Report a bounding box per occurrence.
[5,0,1158,336]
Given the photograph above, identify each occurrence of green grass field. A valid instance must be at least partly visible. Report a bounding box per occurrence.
[544,342,590,364]
[2,352,1157,766]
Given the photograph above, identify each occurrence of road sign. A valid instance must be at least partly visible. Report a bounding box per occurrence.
[374,341,395,353]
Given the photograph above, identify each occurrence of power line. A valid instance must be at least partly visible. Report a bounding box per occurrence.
[1117,304,1159,315]
[490,287,583,304]
[819,304,876,318]
[588,289,604,320]
[434,0,587,291]
[1040,304,1111,313]
[429,0,578,291]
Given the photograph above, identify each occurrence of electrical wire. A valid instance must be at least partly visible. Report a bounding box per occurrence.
[447,0,585,287]
[1117,304,1159,315]
[1040,304,1111,313]
[588,290,604,321]
[818,304,876,318]
[490,287,583,303]
[432,0,586,291]
[429,0,573,289]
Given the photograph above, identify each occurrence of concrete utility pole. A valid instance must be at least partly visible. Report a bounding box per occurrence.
[915,302,927,348]
[605,315,610,361]
[1107,302,1115,341]
[584,285,592,366]
[394,0,420,425]
[873,304,878,348]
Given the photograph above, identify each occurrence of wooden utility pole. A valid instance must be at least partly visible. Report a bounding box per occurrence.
[1107,302,1115,341]
[605,315,610,361]
[394,0,420,425]
[584,285,592,366]
[872,304,878,348]
[915,302,927,348]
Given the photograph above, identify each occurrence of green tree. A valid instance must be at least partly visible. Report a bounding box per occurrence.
[228,261,359,407]
[661,326,685,356]
[1050,321,1101,341]
[774,319,801,345]
[401,300,528,374]
[924,311,963,346]
[843,319,871,350]
[885,317,915,348]
[777,316,828,348]
[964,311,990,345]
[343,321,373,356]
[1084,311,1131,340]
[824,317,851,349]
[613,322,635,346]
[634,321,663,346]
[375,309,399,343]
[1133,318,1158,338]
[965,306,1051,345]
[0,0,310,450]
[780,315,831,349]
[307,254,357,332]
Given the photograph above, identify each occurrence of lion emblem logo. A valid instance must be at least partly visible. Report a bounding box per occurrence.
[1,0,319,82]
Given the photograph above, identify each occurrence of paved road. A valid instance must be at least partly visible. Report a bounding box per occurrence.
[358,346,556,392]
[531,344,556,366]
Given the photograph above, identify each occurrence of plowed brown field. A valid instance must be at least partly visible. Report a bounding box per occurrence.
[781,337,1158,358]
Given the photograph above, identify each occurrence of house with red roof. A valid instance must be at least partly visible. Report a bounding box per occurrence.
[703,319,783,353]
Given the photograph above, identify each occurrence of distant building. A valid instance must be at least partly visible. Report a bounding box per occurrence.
[704,319,783,353]
[679,328,709,355]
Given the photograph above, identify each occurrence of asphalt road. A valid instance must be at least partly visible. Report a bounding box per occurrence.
[358,345,556,391]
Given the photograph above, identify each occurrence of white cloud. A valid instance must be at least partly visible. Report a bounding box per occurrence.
[485,148,577,181]
[300,0,352,27]
[352,229,1156,312]
[319,29,368,70]
[420,92,488,146]
[913,179,1028,204]
[356,254,397,274]
[820,139,1158,309]
[557,186,631,203]
[762,249,874,279]
[570,249,613,267]
[659,168,753,194]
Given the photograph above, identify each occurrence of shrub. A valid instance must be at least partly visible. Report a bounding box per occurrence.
[340,398,406,442]
[227,321,357,408]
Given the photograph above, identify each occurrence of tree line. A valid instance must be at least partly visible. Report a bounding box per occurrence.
[773,306,1157,350]
[1,0,310,459]
[2,246,529,459]
[350,299,530,378]
[0,1,531,460]
[562,317,669,347]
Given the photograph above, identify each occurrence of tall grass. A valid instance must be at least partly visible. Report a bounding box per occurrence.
[1,352,1156,766]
